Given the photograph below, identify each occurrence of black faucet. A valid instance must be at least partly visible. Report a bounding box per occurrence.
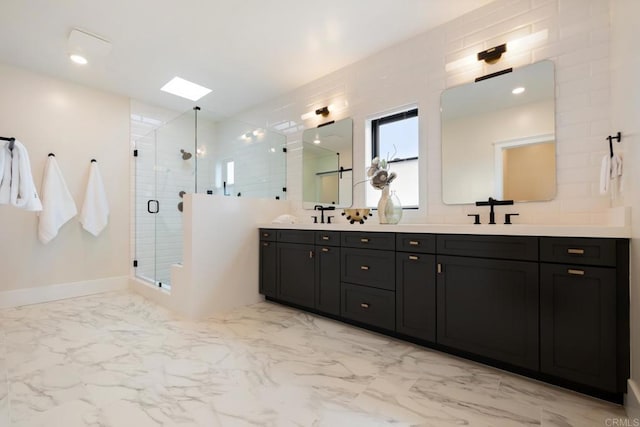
[314,205,336,224]
[475,197,514,225]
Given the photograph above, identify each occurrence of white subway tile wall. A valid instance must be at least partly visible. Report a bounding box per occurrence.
[233,0,615,225]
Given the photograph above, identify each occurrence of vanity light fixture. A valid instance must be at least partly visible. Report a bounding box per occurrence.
[445,29,549,72]
[477,43,506,64]
[161,77,212,101]
[512,87,525,94]
[301,105,332,120]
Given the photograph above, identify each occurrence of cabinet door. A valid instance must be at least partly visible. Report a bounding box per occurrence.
[277,243,315,308]
[316,246,340,316]
[437,256,539,370]
[396,252,436,342]
[540,264,617,392]
[259,241,277,297]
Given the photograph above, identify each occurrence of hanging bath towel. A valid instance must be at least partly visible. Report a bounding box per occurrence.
[0,140,42,210]
[38,155,77,244]
[0,142,10,204]
[79,161,109,236]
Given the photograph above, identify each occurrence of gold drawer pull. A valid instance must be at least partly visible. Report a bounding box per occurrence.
[262,242,269,247]
[360,238,370,243]
[262,233,270,237]
[567,248,585,255]
[322,236,330,240]
[409,255,419,260]
[568,269,585,276]
[360,265,369,270]
[409,240,420,246]
[360,303,370,309]
[321,247,329,252]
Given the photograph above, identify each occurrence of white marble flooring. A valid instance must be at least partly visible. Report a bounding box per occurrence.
[0,291,633,426]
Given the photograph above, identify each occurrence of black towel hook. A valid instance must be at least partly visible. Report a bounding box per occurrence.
[0,136,15,151]
[91,159,97,163]
[606,132,622,158]
[48,153,55,157]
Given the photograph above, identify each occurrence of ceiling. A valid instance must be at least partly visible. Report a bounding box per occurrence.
[0,0,495,117]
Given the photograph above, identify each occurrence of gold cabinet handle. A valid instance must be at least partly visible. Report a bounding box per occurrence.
[309,251,314,259]
[321,247,329,252]
[262,242,269,247]
[360,238,369,243]
[567,248,585,255]
[409,240,420,246]
[360,265,369,270]
[322,236,330,240]
[409,255,419,260]
[360,303,370,309]
[437,263,442,274]
[568,269,585,276]
[262,233,270,238]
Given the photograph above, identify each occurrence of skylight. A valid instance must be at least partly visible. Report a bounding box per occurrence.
[160,77,212,101]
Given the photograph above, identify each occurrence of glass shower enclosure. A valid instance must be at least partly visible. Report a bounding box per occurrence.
[133,107,286,290]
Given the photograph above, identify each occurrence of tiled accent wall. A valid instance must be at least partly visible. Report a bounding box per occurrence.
[235,0,614,225]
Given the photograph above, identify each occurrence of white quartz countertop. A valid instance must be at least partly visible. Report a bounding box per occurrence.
[260,222,631,238]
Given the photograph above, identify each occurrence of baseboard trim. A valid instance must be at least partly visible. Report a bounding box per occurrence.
[626,379,640,417]
[0,276,129,309]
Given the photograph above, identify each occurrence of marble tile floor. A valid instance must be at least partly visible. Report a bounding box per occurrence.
[0,291,634,426]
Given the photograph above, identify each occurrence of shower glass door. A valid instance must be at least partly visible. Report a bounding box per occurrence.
[134,109,195,290]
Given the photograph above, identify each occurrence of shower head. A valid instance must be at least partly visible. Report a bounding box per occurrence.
[180,149,192,160]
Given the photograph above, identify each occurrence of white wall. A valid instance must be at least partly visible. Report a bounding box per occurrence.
[0,63,129,302]
[235,0,614,226]
[610,0,640,411]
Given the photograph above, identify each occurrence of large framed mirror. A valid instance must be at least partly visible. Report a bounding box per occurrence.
[441,60,556,204]
[302,118,353,208]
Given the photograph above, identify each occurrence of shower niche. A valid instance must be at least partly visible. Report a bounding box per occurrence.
[132,107,286,289]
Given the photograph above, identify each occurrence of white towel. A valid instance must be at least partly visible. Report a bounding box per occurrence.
[0,142,9,204]
[38,155,77,244]
[0,140,42,210]
[599,153,623,196]
[79,161,109,236]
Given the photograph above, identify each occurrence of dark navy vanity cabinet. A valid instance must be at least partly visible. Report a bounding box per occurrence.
[258,228,629,403]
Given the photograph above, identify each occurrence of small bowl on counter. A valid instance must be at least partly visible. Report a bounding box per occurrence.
[342,208,372,224]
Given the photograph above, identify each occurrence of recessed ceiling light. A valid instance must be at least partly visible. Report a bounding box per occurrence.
[69,54,88,65]
[160,77,212,101]
[512,87,525,95]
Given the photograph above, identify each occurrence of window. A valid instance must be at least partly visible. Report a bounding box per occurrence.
[225,160,235,185]
[366,108,419,208]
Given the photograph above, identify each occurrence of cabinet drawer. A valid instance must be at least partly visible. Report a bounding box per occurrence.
[341,248,395,290]
[396,233,436,254]
[341,283,395,331]
[342,232,395,250]
[277,229,315,244]
[316,231,341,246]
[540,237,616,267]
[437,234,538,261]
[259,228,277,242]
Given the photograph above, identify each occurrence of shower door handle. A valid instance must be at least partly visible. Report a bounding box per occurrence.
[147,199,159,214]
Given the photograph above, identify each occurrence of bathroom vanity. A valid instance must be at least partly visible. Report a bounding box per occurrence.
[259,225,629,403]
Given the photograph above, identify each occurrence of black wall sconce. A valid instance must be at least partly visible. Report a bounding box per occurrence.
[477,43,506,64]
[301,105,332,120]
[315,106,330,116]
